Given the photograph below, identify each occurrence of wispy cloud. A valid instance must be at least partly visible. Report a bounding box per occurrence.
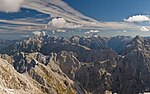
[124,15,150,22]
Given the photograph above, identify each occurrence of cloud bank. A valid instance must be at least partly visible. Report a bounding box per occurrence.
[0,0,24,12]
[124,15,150,22]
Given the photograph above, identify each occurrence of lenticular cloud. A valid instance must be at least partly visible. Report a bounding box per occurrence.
[0,0,24,12]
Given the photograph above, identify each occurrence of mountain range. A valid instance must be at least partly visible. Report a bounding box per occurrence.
[0,33,149,94]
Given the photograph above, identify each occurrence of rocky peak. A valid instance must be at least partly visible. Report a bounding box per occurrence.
[113,48,150,94]
[112,35,150,94]
[78,35,108,50]
[70,36,80,44]
[124,36,146,54]
[132,35,144,45]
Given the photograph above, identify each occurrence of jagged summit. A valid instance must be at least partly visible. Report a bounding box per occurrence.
[124,35,149,55]
[132,35,144,44]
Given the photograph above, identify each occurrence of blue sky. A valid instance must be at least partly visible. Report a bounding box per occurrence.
[63,0,150,36]
[64,0,150,21]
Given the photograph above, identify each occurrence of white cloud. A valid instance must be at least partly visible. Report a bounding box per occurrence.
[124,15,150,22]
[0,0,24,12]
[57,29,66,32]
[89,30,100,33]
[84,31,90,34]
[123,30,127,32]
[48,18,81,28]
[52,30,55,34]
[140,26,149,32]
[49,18,67,27]
[84,30,100,34]
[22,35,29,38]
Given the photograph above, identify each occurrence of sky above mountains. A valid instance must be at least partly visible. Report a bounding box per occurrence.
[63,0,150,36]
[0,0,149,38]
[64,0,150,21]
